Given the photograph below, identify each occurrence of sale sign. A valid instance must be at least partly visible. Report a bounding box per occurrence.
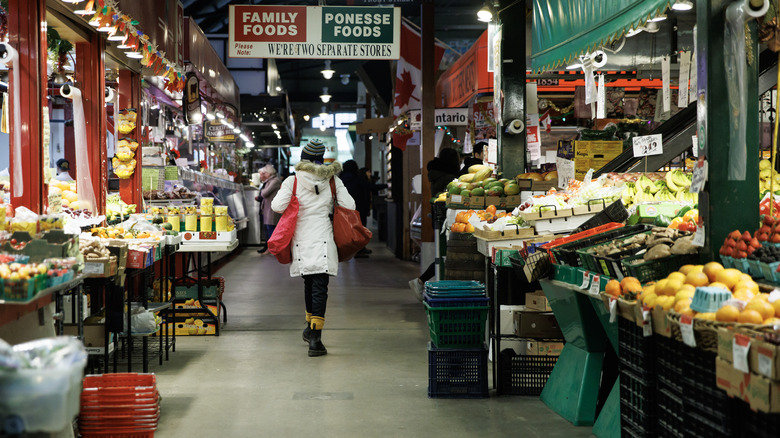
[229,5,400,60]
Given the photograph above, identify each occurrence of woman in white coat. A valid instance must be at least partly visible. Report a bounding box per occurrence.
[271,139,355,357]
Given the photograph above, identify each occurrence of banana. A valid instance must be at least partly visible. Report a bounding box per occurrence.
[673,170,691,188]
[666,171,680,192]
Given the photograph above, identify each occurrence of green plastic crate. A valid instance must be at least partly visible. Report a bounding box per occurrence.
[1,274,48,302]
[424,302,488,349]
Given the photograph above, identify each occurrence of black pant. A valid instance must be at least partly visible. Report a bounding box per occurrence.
[304,274,329,318]
[420,262,436,282]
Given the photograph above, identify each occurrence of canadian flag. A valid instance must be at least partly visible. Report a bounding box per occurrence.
[393,22,445,151]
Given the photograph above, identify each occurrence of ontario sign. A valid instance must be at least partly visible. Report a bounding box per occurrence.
[229,5,400,60]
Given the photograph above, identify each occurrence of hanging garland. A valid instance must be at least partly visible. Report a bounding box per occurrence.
[47,27,73,74]
[82,0,185,92]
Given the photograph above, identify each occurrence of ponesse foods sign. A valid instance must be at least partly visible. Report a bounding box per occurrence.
[229,5,400,60]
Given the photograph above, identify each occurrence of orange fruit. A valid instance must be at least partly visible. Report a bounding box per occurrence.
[739,273,753,282]
[621,276,641,290]
[685,271,710,287]
[680,306,696,317]
[773,299,780,318]
[708,282,730,291]
[703,262,725,283]
[755,293,770,302]
[715,269,742,290]
[643,293,658,308]
[674,298,693,312]
[675,289,695,303]
[654,279,669,296]
[486,205,497,215]
[734,279,759,293]
[696,312,717,321]
[745,299,775,320]
[605,279,622,298]
[738,309,764,325]
[464,223,475,233]
[660,296,675,311]
[664,279,684,296]
[667,272,686,283]
[679,265,699,275]
[639,284,656,301]
[455,212,466,224]
[764,317,780,326]
[716,305,740,322]
[732,288,756,301]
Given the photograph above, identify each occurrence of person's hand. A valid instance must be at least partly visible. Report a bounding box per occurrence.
[255,196,261,202]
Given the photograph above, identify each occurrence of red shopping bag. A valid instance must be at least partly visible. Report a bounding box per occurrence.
[268,178,298,264]
[329,178,372,261]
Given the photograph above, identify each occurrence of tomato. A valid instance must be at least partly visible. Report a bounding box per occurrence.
[669,217,684,230]
[680,221,697,233]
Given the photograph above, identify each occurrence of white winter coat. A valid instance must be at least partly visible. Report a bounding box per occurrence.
[271,161,355,277]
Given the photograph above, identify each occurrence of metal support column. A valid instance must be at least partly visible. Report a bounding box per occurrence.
[696,0,760,259]
[497,1,526,178]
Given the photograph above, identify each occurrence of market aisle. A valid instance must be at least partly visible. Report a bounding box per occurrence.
[153,243,592,438]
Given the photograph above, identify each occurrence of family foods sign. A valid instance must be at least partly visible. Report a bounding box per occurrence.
[229,5,400,60]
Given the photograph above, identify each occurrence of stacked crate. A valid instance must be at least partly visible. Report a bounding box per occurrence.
[424,280,489,398]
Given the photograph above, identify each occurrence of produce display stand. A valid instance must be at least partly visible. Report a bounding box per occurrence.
[538,279,608,426]
[175,238,239,336]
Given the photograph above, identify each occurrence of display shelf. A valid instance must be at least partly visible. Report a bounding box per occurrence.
[0,273,85,305]
[178,239,239,253]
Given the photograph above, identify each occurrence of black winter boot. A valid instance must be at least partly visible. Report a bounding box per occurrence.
[308,329,327,357]
[302,322,311,343]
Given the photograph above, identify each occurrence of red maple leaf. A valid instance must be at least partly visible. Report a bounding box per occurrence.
[394,70,419,109]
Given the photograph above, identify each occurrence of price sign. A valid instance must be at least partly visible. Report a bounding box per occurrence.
[680,314,696,347]
[693,224,705,247]
[589,274,601,296]
[758,346,774,378]
[691,135,698,158]
[556,158,575,190]
[609,298,617,323]
[580,271,591,289]
[733,334,751,374]
[642,310,653,337]
[632,134,664,157]
[83,262,105,275]
[690,159,708,193]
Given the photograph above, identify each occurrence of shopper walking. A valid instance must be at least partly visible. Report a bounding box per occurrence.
[339,160,373,257]
[408,147,460,300]
[256,164,283,254]
[271,140,355,357]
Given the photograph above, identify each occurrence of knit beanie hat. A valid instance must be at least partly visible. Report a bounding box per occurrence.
[301,139,326,163]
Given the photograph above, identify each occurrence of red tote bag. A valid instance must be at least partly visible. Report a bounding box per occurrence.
[268,178,298,264]
[329,178,372,261]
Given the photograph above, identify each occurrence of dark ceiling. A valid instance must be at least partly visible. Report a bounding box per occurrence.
[182,1,488,145]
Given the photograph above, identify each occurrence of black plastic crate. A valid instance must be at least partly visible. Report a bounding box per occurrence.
[552,224,648,267]
[428,343,488,399]
[620,403,655,438]
[574,199,629,233]
[619,368,655,418]
[657,386,685,438]
[737,401,780,438]
[618,318,655,378]
[497,349,557,396]
[679,345,735,437]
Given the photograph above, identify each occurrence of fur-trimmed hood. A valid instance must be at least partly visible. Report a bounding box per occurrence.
[294,160,343,195]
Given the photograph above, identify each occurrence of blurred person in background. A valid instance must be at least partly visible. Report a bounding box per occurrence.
[459,141,487,176]
[54,158,74,181]
[256,164,282,254]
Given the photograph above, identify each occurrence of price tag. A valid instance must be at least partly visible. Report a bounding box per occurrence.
[662,56,671,113]
[642,310,653,337]
[556,158,575,189]
[689,50,697,104]
[678,51,691,108]
[680,314,696,347]
[83,262,105,275]
[758,347,774,378]
[580,271,591,289]
[733,334,751,374]
[693,225,705,247]
[589,274,601,296]
[692,135,698,158]
[632,134,664,157]
[690,159,708,193]
[609,298,617,323]
[450,195,463,203]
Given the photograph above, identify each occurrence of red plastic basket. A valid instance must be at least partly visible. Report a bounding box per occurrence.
[79,430,155,438]
[83,373,156,389]
[79,373,159,438]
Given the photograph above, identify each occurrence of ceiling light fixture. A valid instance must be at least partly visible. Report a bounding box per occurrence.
[477,2,493,22]
[88,17,100,27]
[320,87,332,103]
[98,24,116,33]
[649,14,667,22]
[107,32,126,42]
[216,111,225,119]
[303,114,310,122]
[271,123,278,129]
[233,127,241,134]
[672,0,693,11]
[626,27,643,37]
[258,117,264,122]
[124,51,143,59]
[340,74,350,85]
[566,62,583,70]
[74,8,95,15]
[321,60,335,79]
[643,21,660,33]
[206,113,216,121]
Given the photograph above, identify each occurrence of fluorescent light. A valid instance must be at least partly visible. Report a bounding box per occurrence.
[233,127,241,134]
[125,51,143,59]
[206,113,216,121]
[74,9,94,15]
[98,25,115,33]
[108,33,126,41]
[62,0,84,3]
[672,0,693,11]
[216,111,225,119]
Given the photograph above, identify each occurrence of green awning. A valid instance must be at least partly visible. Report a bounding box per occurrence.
[532,0,671,73]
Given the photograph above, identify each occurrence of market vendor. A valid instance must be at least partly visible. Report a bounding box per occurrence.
[459,141,487,176]
[54,158,74,181]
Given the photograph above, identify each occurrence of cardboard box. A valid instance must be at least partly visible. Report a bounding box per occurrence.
[106,242,128,269]
[504,195,522,208]
[499,305,524,335]
[63,323,112,355]
[174,282,220,300]
[526,291,551,311]
[718,327,780,380]
[516,179,556,191]
[716,357,780,413]
[62,294,89,324]
[513,310,562,339]
[484,196,504,208]
[83,256,117,277]
[164,302,219,336]
[446,193,484,209]
[651,305,672,337]
[126,249,149,269]
[492,247,520,267]
[526,340,564,356]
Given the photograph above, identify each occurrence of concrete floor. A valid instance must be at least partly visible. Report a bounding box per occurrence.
[153,242,593,438]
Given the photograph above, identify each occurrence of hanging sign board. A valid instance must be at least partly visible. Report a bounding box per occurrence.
[632,134,663,157]
[408,108,468,130]
[228,5,401,60]
[184,73,203,126]
[205,122,237,142]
